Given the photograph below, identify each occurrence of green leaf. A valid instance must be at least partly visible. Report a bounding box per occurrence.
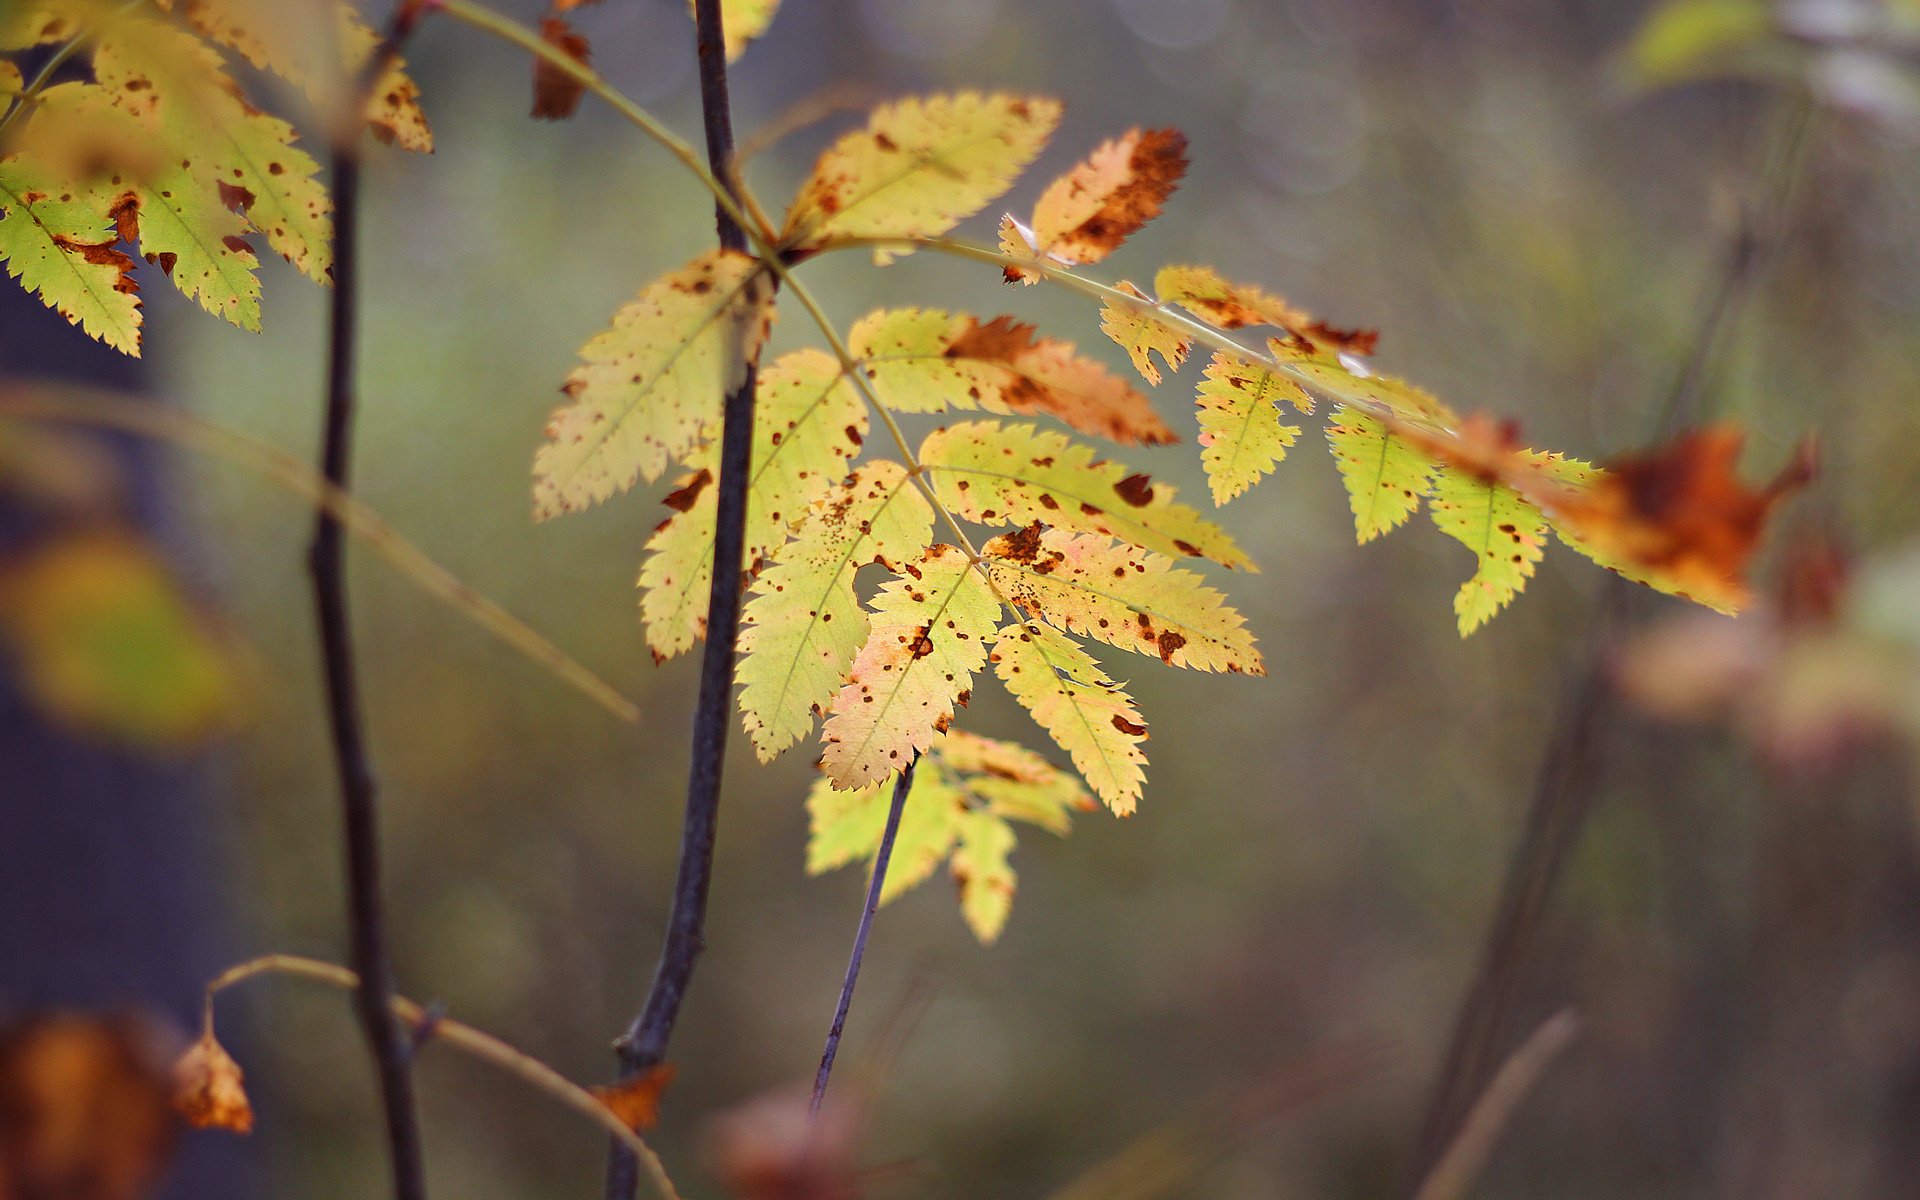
[1428,463,1551,636]
[1194,351,1306,505]
[0,155,141,355]
[1325,406,1437,543]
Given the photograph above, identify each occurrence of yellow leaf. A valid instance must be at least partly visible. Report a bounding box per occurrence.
[992,620,1146,813]
[851,307,1175,445]
[1428,463,1552,636]
[1154,264,1308,331]
[805,758,967,902]
[782,92,1061,259]
[1194,351,1306,505]
[1325,407,1437,542]
[820,544,1002,790]
[981,525,1264,675]
[535,249,773,519]
[0,156,142,355]
[637,348,866,661]
[952,808,1016,943]
[738,463,933,760]
[1015,127,1186,273]
[1268,332,1457,426]
[1098,281,1192,386]
[920,420,1254,570]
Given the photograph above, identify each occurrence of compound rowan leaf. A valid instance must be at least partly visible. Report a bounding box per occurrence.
[992,619,1146,813]
[1428,463,1552,636]
[1155,264,1308,331]
[920,420,1254,569]
[1098,281,1192,386]
[781,92,1061,260]
[1194,351,1307,505]
[982,525,1264,674]
[535,249,773,519]
[92,14,333,281]
[685,0,781,60]
[1326,407,1437,542]
[637,349,865,660]
[820,544,1002,789]
[0,155,141,354]
[737,463,933,759]
[851,307,1175,445]
[1001,127,1187,282]
[805,729,1092,942]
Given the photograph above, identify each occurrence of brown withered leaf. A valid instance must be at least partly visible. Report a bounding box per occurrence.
[0,1013,182,1200]
[1003,128,1187,282]
[704,1086,860,1200]
[532,17,591,120]
[592,1063,675,1132]
[170,1031,251,1134]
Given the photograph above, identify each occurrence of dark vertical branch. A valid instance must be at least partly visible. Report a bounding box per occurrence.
[604,3,756,1197]
[812,759,917,1114]
[309,107,428,1200]
[1408,102,1818,1186]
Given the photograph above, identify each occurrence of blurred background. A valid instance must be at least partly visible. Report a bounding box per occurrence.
[9,0,1920,1197]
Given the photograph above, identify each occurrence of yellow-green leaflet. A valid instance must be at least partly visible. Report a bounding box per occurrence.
[1326,407,1437,543]
[0,155,140,355]
[737,463,934,761]
[980,526,1264,675]
[992,620,1147,813]
[1194,351,1307,505]
[820,544,1001,790]
[1428,462,1552,636]
[920,420,1254,570]
[535,249,772,519]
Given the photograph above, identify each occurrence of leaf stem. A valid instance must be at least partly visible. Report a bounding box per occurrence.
[811,757,916,1114]
[603,4,758,1198]
[202,955,681,1200]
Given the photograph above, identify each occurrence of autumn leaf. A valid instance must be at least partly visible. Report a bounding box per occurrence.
[685,0,782,61]
[1325,407,1437,542]
[171,1029,251,1134]
[535,249,774,519]
[1194,351,1308,505]
[781,92,1061,260]
[920,420,1254,569]
[737,462,934,760]
[1099,280,1193,386]
[532,16,590,120]
[981,525,1264,674]
[1001,127,1186,283]
[1155,264,1308,331]
[806,729,1093,941]
[593,1063,676,1132]
[851,307,1175,445]
[1428,462,1554,636]
[638,348,867,660]
[820,544,1002,789]
[0,154,142,355]
[992,619,1147,813]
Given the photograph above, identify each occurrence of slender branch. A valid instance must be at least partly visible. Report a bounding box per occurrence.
[603,4,756,1197]
[202,955,681,1200]
[303,10,438,1195]
[1407,99,1818,1185]
[1409,1011,1581,1200]
[811,758,916,1113]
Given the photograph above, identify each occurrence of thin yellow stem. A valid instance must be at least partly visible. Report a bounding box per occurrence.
[203,954,682,1200]
[0,388,639,724]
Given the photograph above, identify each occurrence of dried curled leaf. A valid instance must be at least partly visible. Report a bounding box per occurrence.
[851,307,1175,445]
[738,463,934,760]
[981,525,1264,675]
[820,544,1001,790]
[781,92,1061,260]
[1194,351,1308,505]
[992,619,1147,813]
[920,420,1254,570]
[535,250,773,519]
[1003,127,1186,282]
[806,729,1093,942]
[171,1030,251,1133]
[532,16,590,120]
[1099,281,1193,386]
[638,348,867,661]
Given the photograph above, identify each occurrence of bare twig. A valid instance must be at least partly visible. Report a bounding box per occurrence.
[1410,1011,1581,1200]
[604,3,759,1197]
[1409,100,1818,1182]
[303,11,439,1199]
[812,758,917,1113]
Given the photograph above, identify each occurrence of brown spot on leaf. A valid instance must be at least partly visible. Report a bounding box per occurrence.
[1114,474,1154,507]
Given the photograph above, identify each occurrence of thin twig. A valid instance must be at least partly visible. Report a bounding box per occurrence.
[812,758,917,1114]
[304,10,437,1198]
[201,955,681,1200]
[1408,99,1818,1183]
[1409,1011,1581,1200]
[603,3,757,1197]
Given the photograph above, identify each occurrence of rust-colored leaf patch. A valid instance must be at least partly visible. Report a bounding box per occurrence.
[1003,127,1187,282]
[593,1063,677,1132]
[532,17,591,120]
